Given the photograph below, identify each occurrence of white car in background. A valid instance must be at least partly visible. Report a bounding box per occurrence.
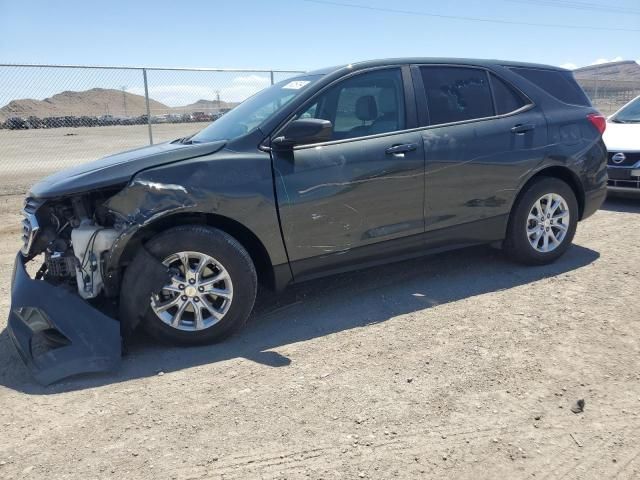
[604,95,640,194]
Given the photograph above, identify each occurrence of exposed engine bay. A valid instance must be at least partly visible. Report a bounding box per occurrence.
[23,189,123,300]
[9,140,231,385]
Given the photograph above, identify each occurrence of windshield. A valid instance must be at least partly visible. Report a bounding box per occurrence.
[190,74,323,143]
[612,96,640,123]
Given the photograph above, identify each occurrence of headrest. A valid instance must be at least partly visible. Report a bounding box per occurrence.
[355,95,378,121]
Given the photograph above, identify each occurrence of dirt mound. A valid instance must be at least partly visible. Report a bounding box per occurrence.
[171,98,238,113]
[574,60,640,81]
[0,88,170,120]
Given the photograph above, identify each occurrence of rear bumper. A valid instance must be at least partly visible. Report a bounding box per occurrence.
[7,254,121,385]
[582,185,608,220]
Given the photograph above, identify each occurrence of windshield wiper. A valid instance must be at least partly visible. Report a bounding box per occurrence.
[171,134,197,144]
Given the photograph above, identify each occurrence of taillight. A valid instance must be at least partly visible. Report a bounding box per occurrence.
[587,113,606,135]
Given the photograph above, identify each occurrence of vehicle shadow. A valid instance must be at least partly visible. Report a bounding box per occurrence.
[601,195,640,214]
[0,243,600,394]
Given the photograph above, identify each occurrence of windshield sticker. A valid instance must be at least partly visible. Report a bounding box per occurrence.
[282,80,310,90]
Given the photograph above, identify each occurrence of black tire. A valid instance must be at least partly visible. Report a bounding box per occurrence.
[504,177,579,265]
[122,225,257,345]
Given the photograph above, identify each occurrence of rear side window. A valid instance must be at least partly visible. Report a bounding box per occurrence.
[509,67,591,107]
[489,73,529,114]
[420,67,495,125]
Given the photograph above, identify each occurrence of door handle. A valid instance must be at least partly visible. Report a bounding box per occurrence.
[511,124,536,134]
[385,143,417,156]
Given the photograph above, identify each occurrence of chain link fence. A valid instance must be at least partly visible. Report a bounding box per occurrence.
[0,64,303,195]
[1,64,638,195]
[575,78,640,116]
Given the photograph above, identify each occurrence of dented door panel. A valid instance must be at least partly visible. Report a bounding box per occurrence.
[423,108,548,232]
[273,131,425,276]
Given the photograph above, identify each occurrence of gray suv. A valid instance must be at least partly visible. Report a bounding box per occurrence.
[9,58,608,384]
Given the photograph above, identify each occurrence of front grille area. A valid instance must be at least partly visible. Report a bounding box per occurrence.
[608,151,640,167]
[20,198,41,256]
[608,179,640,190]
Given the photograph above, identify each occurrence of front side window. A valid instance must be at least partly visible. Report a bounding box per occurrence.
[296,68,406,141]
[420,66,495,125]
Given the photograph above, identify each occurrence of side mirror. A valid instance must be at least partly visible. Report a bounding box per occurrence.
[272,118,332,149]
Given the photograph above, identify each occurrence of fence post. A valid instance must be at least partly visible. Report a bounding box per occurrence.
[142,68,154,145]
[270,70,274,85]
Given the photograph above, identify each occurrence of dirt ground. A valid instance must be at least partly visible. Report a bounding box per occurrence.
[0,193,638,479]
[0,124,209,195]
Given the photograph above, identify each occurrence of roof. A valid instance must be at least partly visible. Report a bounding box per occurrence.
[306,57,566,76]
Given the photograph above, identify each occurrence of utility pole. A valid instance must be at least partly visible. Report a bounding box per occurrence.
[121,85,128,116]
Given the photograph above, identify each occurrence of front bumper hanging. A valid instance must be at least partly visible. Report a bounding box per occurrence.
[7,254,121,385]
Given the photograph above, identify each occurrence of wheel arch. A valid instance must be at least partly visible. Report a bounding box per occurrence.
[117,212,277,290]
[515,166,586,220]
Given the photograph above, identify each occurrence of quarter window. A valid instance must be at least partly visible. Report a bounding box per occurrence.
[420,67,495,125]
[489,73,529,114]
[296,68,406,141]
[509,67,591,107]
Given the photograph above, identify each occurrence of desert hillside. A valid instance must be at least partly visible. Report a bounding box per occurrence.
[171,99,238,113]
[574,60,640,81]
[0,88,170,120]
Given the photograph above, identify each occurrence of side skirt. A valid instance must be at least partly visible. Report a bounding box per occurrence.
[287,214,509,285]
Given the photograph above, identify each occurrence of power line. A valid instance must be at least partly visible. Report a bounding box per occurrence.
[302,0,640,32]
[506,0,640,15]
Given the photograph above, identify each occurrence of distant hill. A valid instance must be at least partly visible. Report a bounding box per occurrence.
[0,88,170,121]
[0,88,242,121]
[574,60,640,81]
[171,99,238,113]
[572,61,640,115]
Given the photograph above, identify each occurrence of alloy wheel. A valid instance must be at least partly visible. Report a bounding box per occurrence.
[150,251,233,331]
[526,193,570,253]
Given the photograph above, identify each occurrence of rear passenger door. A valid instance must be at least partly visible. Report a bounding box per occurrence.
[412,65,548,236]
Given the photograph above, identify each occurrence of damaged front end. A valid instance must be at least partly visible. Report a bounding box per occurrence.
[7,141,228,385]
[9,190,125,385]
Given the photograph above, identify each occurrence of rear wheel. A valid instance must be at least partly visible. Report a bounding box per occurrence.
[124,225,257,345]
[504,177,579,265]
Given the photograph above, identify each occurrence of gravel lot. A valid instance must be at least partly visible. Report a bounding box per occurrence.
[0,194,638,479]
[0,124,208,195]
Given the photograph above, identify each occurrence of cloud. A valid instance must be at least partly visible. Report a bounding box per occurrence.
[218,75,271,103]
[559,56,628,70]
[560,63,577,70]
[591,56,624,66]
[129,74,271,107]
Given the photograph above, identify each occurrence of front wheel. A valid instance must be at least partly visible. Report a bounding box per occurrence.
[504,177,579,265]
[122,225,257,345]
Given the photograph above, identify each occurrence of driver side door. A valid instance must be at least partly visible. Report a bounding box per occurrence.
[271,67,426,280]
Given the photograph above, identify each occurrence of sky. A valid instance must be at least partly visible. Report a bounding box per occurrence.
[1,0,639,107]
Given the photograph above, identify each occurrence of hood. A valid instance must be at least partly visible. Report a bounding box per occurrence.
[603,122,640,153]
[29,140,227,198]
